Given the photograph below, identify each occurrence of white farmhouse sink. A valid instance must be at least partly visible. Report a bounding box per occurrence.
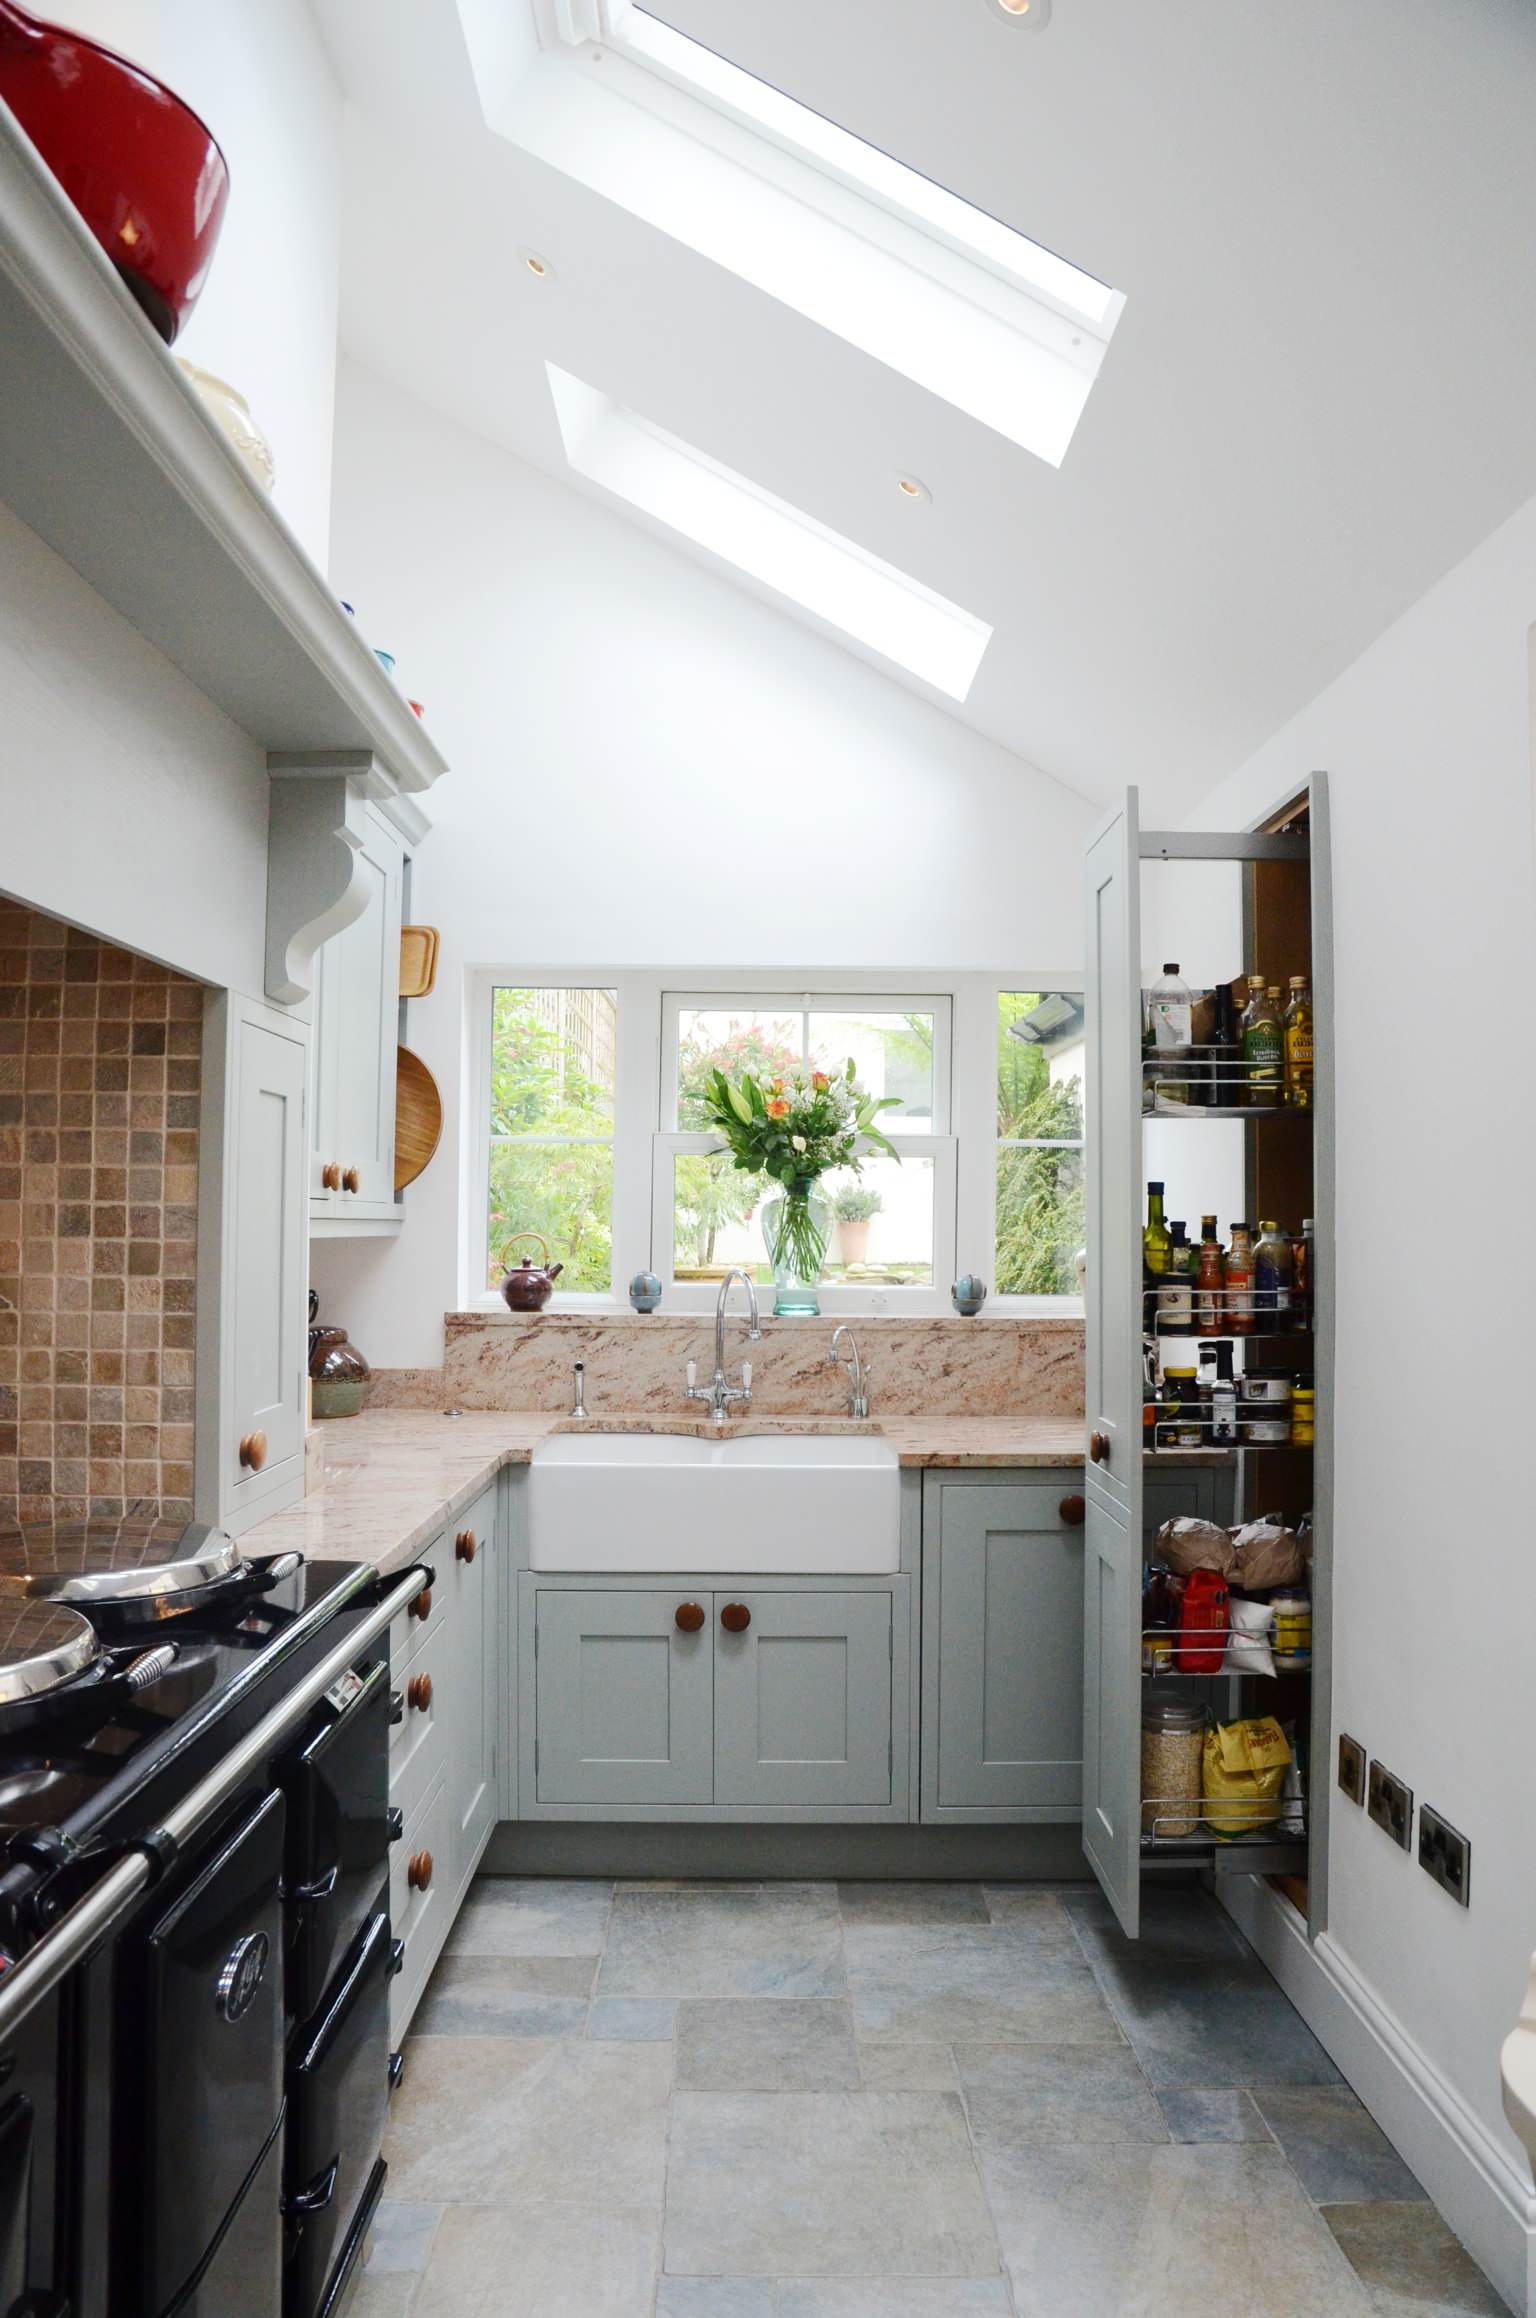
[528,1431,901,1573]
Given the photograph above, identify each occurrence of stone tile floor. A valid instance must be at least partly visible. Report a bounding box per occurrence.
[350,1878,1512,2318]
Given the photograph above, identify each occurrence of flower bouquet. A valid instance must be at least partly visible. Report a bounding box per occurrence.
[698,1060,900,1313]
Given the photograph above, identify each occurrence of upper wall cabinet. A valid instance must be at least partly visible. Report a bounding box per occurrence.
[310,805,406,1233]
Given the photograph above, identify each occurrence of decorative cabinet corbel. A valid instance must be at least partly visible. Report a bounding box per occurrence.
[264,752,386,1004]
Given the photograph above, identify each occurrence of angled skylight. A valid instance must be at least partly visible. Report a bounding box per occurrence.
[547,364,994,699]
[459,2,1124,462]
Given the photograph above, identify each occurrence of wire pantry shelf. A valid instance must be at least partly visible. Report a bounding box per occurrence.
[1148,1415,1309,1451]
[1141,1627,1312,1677]
[1143,1049,1308,1117]
[1141,1796,1307,1846]
[1142,1280,1308,1327]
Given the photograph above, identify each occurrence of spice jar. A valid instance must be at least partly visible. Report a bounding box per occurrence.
[1162,1365,1202,1448]
[1141,1691,1206,1838]
[1290,1386,1316,1445]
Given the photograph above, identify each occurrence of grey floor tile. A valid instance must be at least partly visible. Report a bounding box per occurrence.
[979,2140,1375,2315]
[1157,2085,1273,2143]
[665,2090,1000,2278]
[384,2036,671,2207]
[1089,1954,1343,2086]
[411,2201,661,2318]
[777,2285,1013,2315]
[600,1884,846,2000]
[587,1996,678,2041]
[859,2042,961,2093]
[980,1887,1084,1943]
[838,1881,989,1926]
[410,1956,589,2038]
[364,2201,441,2276]
[1321,2202,1514,2316]
[956,2040,1167,2147]
[656,2280,776,2318]
[1254,2085,1428,2204]
[676,1998,860,2092]
[448,1876,612,1958]
[846,1924,1122,2047]
[1064,1882,1253,1966]
[348,2278,416,2318]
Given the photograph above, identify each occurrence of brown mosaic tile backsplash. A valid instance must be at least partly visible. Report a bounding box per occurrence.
[0,901,203,1524]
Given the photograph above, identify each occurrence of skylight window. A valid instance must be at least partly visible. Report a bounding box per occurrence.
[546,364,994,699]
[461,2,1124,462]
[614,4,1117,330]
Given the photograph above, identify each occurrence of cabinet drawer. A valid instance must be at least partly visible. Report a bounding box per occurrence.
[389,1772,453,2042]
[389,1633,448,1833]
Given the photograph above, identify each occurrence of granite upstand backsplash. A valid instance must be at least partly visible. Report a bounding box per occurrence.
[364,1312,1085,1420]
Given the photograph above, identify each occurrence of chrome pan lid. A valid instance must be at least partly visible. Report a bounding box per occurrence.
[0,1594,100,1704]
[0,1519,245,1605]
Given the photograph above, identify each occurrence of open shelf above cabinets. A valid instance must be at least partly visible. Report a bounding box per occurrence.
[0,104,447,800]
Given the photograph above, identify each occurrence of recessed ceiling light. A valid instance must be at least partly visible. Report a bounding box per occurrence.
[989,0,1051,23]
[520,249,554,280]
[896,475,931,504]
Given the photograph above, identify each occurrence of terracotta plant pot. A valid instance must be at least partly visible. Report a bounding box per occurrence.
[837,1220,871,1267]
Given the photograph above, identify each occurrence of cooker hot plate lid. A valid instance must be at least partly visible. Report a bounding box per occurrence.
[0,1594,99,1703]
[0,1518,244,1605]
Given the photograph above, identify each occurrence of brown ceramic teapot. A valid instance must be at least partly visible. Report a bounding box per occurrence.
[498,1233,564,1312]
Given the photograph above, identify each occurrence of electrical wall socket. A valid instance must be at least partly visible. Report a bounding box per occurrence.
[1337,1734,1366,1806]
[1418,1804,1471,1907]
[1367,1760,1414,1850]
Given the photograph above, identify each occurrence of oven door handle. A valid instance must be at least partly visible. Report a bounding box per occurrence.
[286,2155,339,2218]
[0,1564,432,2044]
[290,1863,340,1905]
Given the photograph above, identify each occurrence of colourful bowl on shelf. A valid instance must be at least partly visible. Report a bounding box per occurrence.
[0,1,230,343]
[374,648,396,675]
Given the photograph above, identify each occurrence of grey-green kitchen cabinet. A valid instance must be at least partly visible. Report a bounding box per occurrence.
[309,801,405,1232]
[445,1482,501,1883]
[518,1573,912,1822]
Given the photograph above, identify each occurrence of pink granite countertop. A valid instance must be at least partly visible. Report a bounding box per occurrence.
[244,1409,1117,1579]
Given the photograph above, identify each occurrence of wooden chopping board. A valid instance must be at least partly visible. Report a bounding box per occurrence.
[395,1045,443,1190]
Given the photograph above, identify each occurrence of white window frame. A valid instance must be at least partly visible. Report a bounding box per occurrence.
[994,990,1087,1302]
[463,970,1085,1319]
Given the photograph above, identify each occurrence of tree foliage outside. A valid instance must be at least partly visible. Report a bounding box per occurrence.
[995,993,1085,1294]
[487,988,615,1292]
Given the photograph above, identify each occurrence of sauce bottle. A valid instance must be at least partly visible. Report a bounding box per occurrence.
[1195,1214,1225,1333]
[1253,1221,1293,1325]
[1143,1182,1172,1287]
[1225,1222,1254,1334]
[1158,1222,1195,1334]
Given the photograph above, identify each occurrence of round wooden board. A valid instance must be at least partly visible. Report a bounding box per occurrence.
[395,1045,443,1191]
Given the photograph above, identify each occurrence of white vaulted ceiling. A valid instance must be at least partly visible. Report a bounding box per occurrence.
[315,0,1536,817]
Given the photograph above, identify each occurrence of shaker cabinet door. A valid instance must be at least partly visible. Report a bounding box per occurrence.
[446,1485,499,1888]
[310,806,404,1226]
[714,1591,895,1811]
[204,995,308,1530]
[923,1476,1083,1819]
[533,1591,714,1807]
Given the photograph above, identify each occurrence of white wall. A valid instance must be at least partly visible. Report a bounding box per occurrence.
[312,362,1098,1366]
[0,504,270,992]
[1188,488,1536,2300]
[52,0,342,566]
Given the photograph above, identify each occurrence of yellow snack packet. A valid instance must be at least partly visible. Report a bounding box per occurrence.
[1203,1716,1292,1838]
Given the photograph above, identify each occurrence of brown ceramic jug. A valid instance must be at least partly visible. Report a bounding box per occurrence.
[498,1233,564,1312]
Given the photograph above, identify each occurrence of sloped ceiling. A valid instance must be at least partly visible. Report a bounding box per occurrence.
[316,0,1536,817]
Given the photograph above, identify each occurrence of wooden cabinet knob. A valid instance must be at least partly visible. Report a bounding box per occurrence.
[321,1161,341,1191]
[674,1601,705,1633]
[1059,1493,1086,1526]
[407,1850,433,1893]
[342,1165,361,1194]
[407,1672,433,1714]
[410,1587,432,1623]
[238,1429,267,1472]
[1089,1430,1110,1466]
[720,1602,751,1634]
[455,1529,477,1564]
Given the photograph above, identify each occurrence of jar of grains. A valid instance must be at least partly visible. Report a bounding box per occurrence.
[1141,1691,1206,1838]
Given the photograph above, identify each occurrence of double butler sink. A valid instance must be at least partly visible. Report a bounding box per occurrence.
[528,1430,901,1573]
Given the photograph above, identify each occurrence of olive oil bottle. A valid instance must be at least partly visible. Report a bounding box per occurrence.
[1239,975,1283,1107]
[1283,975,1313,1108]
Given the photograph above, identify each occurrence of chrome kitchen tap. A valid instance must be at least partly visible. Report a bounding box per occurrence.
[827,1324,871,1419]
[686,1268,762,1423]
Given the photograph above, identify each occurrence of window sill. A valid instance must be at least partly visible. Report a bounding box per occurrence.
[454,1294,1083,1323]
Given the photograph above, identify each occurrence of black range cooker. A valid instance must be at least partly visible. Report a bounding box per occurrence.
[0,1516,429,2318]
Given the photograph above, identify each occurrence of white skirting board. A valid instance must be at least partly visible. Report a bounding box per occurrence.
[1220,1875,1535,2317]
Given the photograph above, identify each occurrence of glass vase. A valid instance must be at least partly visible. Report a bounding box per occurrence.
[760,1177,830,1316]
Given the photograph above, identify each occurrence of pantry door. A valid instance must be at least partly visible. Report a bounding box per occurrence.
[1081,789,1144,1939]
